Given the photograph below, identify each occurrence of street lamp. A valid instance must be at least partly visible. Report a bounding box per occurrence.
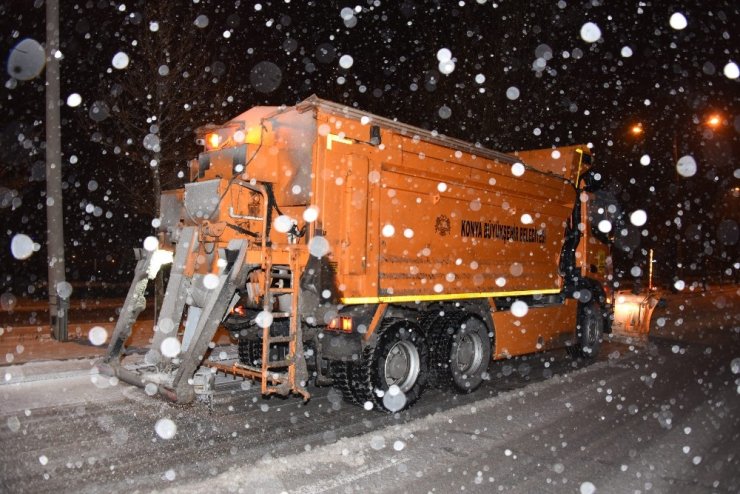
[705,113,722,129]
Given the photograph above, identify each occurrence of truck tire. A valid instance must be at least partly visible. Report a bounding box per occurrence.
[238,337,290,366]
[238,337,262,366]
[330,361,364,406]
[429,314,491,393]
[237,320,289,366]
[568,301,604,359]
[346,318,428,412]
[427,312,466,388]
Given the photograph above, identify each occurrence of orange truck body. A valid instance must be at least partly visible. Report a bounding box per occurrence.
[105,96,614,409]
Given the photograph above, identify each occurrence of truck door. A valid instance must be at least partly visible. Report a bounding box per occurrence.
[339,155,370,276]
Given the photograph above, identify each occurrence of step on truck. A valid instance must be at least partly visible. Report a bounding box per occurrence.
[99,95,617,412]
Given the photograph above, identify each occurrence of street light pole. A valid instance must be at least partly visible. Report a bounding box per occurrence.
[670,113,724,284]
[46,0,68,341]
[626,113,723,289]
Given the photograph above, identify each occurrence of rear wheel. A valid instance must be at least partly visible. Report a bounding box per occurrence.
[429,314,491,393]
[568,301,604,359]
[334,318,428,412]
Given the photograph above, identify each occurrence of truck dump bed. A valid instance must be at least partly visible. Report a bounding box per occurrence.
[203,96,584,305]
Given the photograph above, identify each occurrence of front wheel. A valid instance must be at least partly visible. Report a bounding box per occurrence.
[568,301,604,359]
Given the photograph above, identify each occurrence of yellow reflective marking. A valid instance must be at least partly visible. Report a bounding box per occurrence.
[575,147,584,185]
[340,288,561,305]
[245,126,262,145]
[326,133,353,150]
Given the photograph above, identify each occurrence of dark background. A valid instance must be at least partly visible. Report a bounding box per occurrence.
[1,0,737,300]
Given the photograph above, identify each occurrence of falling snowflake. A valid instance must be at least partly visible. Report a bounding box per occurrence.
[580,22,602,43]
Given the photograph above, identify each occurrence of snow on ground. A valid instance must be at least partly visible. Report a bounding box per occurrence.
[163,361,612,494]
[164,334,739,494]
[1,289,737,493]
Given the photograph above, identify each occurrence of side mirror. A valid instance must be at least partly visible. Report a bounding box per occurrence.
[581,169,604,192]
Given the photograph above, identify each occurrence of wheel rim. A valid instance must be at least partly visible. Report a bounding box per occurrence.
[384,340,420,392]
[454,332,484,374]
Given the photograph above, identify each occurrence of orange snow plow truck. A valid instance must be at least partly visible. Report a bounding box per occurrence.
[100,96,617,412]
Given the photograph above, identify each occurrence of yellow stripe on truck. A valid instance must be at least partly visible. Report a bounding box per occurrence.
[341,288,562,305]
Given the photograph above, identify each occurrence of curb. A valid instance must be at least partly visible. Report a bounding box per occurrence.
[1,358,100,386]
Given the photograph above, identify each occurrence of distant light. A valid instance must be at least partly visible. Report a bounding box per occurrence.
[706,114,722,128]
[630,124,643,136]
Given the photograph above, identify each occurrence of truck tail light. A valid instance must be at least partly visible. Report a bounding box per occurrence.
[206,132,222,150]
[328,316,353,332]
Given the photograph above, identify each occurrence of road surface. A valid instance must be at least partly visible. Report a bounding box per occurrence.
[1,292,738,493]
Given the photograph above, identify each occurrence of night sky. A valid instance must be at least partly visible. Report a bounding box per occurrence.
[1,0,737,298]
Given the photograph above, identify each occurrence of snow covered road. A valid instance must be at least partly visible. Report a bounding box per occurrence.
[174,331,740,494]
[1,319,738,493]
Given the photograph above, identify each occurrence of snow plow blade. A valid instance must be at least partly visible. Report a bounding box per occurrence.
[98,229,249,404]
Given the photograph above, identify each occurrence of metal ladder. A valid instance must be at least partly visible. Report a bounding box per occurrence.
[258,246,310,399]
[209,245,310,400]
